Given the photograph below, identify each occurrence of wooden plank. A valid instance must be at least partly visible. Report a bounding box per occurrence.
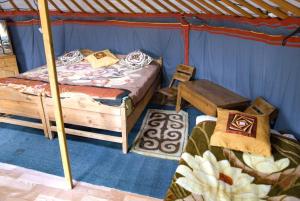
[45,105,122,132]
[128,0,146,13]
[0,116,44,130]
[269,0,300,16]
[44,95,121,115]
[38,0,73,189]
[116,0,135,13]
[210,0,237,16]
[51,126,123,143]
[103,0,123,13]
[0,100,41,118]
[234,0,267,18]
[221,0,253,17]
[92,0,111,13]
[251,0,288,19]
[195,0,222,14]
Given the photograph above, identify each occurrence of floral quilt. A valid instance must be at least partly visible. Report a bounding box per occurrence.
[165,121,300,201]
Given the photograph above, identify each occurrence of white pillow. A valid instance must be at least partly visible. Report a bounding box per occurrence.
[120,50,153,70]
[57,50,84,66]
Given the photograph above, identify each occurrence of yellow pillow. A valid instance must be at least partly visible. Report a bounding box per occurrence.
[86,49,119,68]
[210,108,271,156]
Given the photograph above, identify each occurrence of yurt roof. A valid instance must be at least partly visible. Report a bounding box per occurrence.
[0,0,299,20]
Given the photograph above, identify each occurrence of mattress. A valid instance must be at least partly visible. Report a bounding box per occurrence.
[0,56,161,106]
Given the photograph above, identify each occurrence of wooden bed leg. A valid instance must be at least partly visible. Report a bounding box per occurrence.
[121,106,128,154]
[41,94,55,140]
[38,94,49,138]
[122,131,128,154]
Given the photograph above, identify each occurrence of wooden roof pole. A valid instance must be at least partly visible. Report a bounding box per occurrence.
[115,0,135,13]
[163,0,184,13]
[128,0,146,13]
[195,0,223,15]
[48,0,62,12]
[189,0,212,14]
[140,0,161,13]
[176,0,198,13]
[269,0,300,16]
[152,0,172,13]
[24,0,35,11]
[37,0,73,189]
[82,0,98,13]
[251,0,288,19]
[60,0,75,12]
[221,0,253,18]
[210,0,237,16]
[93,0,111,13]
[8,0,19,11]
[103,0,123,13]
[70,0,85,12]
[234,0,268,18]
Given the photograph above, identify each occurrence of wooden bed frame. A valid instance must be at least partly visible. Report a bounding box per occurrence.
[0,59,162,154]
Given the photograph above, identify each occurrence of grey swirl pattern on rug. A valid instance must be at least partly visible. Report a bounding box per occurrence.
[131,109,188,160]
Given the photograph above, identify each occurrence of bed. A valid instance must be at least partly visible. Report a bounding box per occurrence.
[0,56,162,153]
[165,119,300,200]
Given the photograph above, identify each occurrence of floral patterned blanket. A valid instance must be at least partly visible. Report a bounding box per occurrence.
[0,58,160,106]
[165,121,300,201]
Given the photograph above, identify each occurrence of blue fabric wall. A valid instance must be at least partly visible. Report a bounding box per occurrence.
[63,24,183,84]
[8,23,183,84]
[8,24,65,72]
[189,30,300,135]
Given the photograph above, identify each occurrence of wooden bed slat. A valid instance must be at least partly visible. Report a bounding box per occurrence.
[0,116,44,130]
[51,126,123,143]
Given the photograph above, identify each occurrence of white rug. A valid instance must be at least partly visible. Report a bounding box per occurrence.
[131,109,188,160]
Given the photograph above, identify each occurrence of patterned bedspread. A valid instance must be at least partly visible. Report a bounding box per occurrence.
[0,58,160,106]
[165,121,300,201]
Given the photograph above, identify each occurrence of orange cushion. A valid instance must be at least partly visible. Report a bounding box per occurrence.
[210,108,271,156]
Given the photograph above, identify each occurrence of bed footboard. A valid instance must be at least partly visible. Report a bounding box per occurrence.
[0,87,49,138]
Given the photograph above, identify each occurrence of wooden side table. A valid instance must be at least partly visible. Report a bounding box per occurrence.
[0,54,19,78]
[176,80,250,116]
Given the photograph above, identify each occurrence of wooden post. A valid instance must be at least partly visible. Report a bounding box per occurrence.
[37,0,73,189]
